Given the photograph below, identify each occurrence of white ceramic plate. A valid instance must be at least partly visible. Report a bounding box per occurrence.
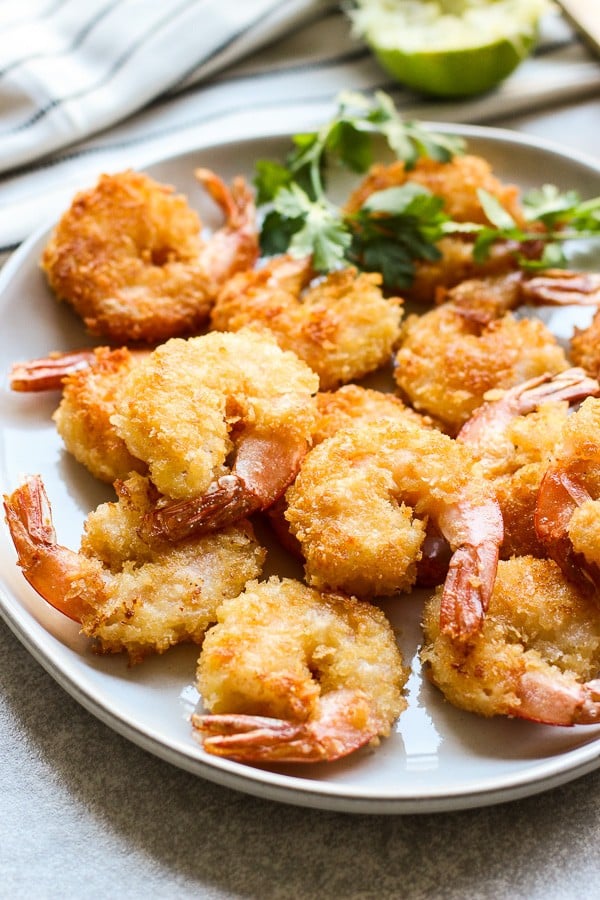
[1,123,600,815]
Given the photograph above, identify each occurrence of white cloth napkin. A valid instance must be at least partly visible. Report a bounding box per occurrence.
[0,0,598,254]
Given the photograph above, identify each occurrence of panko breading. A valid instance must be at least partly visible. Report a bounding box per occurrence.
[193,576,407,762]
[112,328,319,502]
[53,346,149,483]
[345,154,526,225]
[422,557,600,725]
[536,397,600,594]
[41,168,258,344]
[3,473,266,663]
[457,370,600,559]
[571,308,600,380]
[313,383,437,444]
[394,301,569,432]
[285,418,503,638]
[211,255,402,390]
[469,405,571,558]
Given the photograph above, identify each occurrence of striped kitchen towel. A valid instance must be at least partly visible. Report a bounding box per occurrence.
[0,0,598,254]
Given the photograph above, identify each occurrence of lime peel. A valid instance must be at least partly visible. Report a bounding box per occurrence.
[350,0,549,97]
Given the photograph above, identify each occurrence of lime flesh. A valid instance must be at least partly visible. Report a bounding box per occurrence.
[351,0,547,98]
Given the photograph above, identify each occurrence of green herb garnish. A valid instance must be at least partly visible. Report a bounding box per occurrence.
[254,90,464,276]
[473,186,600,269]
[255,91,600,288]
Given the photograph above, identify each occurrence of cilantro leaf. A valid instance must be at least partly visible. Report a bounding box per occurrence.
[289,210,351,271]
[254,89,600,288]
[469,186,600,267]
[266,183,351,271]
[348,183,447,285]
[253,90,465,281]
[254,160,292,205]
[259,209,303,257]
[523,184,582,225]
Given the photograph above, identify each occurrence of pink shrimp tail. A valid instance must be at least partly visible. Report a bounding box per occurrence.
[438,495,503,638]
[10,349,97,392]
[457,368,600,446]
[516,672,600,726]
[535,467,600,595]
[194,168,259,285]
[3,476,89,622]
[440,540,501,638]
[141,474,257,543]
[142,430,309,543]
[193,690,378,763]
[522,270,600,306]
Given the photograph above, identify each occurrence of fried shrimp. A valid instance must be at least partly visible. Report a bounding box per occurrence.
[41,168,258,344]
[441,269,600,311]
[571,307,600,380]
[11,346,149,484]
[192,576,408,763]
[210,255,402,390]
[312,382,437,444]
[265,384,443,572]
[345,153,532,301]
[285,418,503,638]
[422,557,600,726]
[458,369,600,558]
[111,328,319,541]
[3,473,266,663]
[345,154,526,225]
[394,295,569,433]
[535,397,600,595]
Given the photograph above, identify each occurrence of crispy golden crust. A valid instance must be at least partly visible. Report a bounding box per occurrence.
[422,557,600,719]
[79,474,266,661]
[112,329,319,501]
[313,383,436,444]
[41,169,258,343]
[197,576,408,735]
[470,401,571,558]
[211,261,402,390]
[53,346,148,483]
[345,154,525,225]
[552,398,600,566]
[285,418,479,597]
[42,171,213,343]
[571,310,600,381]
[395,304,568,432]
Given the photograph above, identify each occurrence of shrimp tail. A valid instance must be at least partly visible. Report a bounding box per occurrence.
[516,672,600,726]
[439,498,503,639]
[457,368,600,445]
[142,430,309,543]
[193,690,378,763]
[194,168,258,284]
[535,468,600,595]
[3,476,92,622]
[10,349,97,392]
[521,270,600,306]
[514,368,600,411]
[440,540,501,638]
[140,474,257,543]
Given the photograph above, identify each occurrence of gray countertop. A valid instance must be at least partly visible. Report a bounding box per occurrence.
[2,95,600,899]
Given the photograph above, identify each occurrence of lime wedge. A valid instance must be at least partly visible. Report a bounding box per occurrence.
[350,0,548,98]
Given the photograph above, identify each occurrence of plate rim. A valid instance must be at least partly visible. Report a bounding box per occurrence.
[1,119,600,815]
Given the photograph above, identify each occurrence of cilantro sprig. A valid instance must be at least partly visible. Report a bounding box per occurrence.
[255,90,600,287]
[473,186,600,268]
[348,184,449,288]
[256,90,464,275]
